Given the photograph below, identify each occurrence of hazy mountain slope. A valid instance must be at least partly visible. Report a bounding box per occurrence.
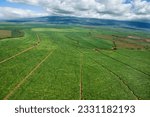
[3,16,150,29]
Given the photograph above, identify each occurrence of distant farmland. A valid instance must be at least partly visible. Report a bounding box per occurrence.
[0,29,24,39]
[0,24,150,100]
[0,30,11,39]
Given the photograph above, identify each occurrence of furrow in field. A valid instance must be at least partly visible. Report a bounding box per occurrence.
[36,33,41,43]
[78,50,138,99]
[115,51,150,66]
[78,50,139,99]
[98,51,150,77]
[80,53,83,100]
[0,45,36,64]
[67,33,150,76]
[3,49,55,100]
[0,34,40,64]
[92,59,139,100]
[62,33,149,99]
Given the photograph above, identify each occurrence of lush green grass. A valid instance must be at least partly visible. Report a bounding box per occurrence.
[0,24,150,100]
[0,30,37,61]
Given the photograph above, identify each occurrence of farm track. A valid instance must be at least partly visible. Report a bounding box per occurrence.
[80,53,83,100]
[0,35,24,41]
[0,34,40,64]
[98,51,150,77]
[78,50,139,99]
[3,49,55,100]
[36,33,41,42]
[0,45,36,64]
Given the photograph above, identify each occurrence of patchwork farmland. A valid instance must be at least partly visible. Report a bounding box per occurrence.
[0,24,150,100]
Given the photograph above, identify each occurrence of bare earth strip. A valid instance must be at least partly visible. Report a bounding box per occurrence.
[80,53,83,100]
[3,49,55,100]
[0,34,40,64]
[0,46,36,64]
[36,33,41,43]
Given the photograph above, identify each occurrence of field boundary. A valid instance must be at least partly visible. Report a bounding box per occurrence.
[63,36,141,99]
[3,49,55,100]
[0,34,40,64]
[78,50,139,100]
[115,51,150,65]
[98,51,150,77]
[70,33,150,76]
[92,59,139,100]
[0,45,36,64]
[80,53,83,100]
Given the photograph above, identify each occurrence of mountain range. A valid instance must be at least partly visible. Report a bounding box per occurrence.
[2,16,150,30]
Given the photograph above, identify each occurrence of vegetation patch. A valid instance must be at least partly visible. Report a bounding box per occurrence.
[0,29,24,40]
[32,28,80,32]
[0,24,150,100]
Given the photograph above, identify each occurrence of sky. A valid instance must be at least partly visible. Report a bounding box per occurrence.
[0,0,150,20]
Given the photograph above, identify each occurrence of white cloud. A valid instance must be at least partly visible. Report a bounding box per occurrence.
[0,7,48,20]
[132,0,150,15]
[8,0,39,5]
[5,0,150,20]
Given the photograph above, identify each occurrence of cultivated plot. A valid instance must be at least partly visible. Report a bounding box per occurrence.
[0,25,150,100]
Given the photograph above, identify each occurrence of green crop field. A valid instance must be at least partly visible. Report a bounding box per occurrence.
[0,24,150,100]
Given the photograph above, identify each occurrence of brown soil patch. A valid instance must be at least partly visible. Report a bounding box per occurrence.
[127,35,150,43]
[0,30,11,39]
[95,34,113,40]
[145,39,150,42]
[95,34,144,49]
[116,41,143,49]
[128,36,141,39]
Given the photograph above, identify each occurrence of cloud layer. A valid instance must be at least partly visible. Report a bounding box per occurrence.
[0,7,48,19]
[0,0,150,20]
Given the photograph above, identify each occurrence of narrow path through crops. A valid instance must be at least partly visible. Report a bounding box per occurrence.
[3,49,55,100]
[80,53,83,100]
[0,34,40,64]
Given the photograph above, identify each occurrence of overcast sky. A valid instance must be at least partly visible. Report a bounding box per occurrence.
[0,0,150,20]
